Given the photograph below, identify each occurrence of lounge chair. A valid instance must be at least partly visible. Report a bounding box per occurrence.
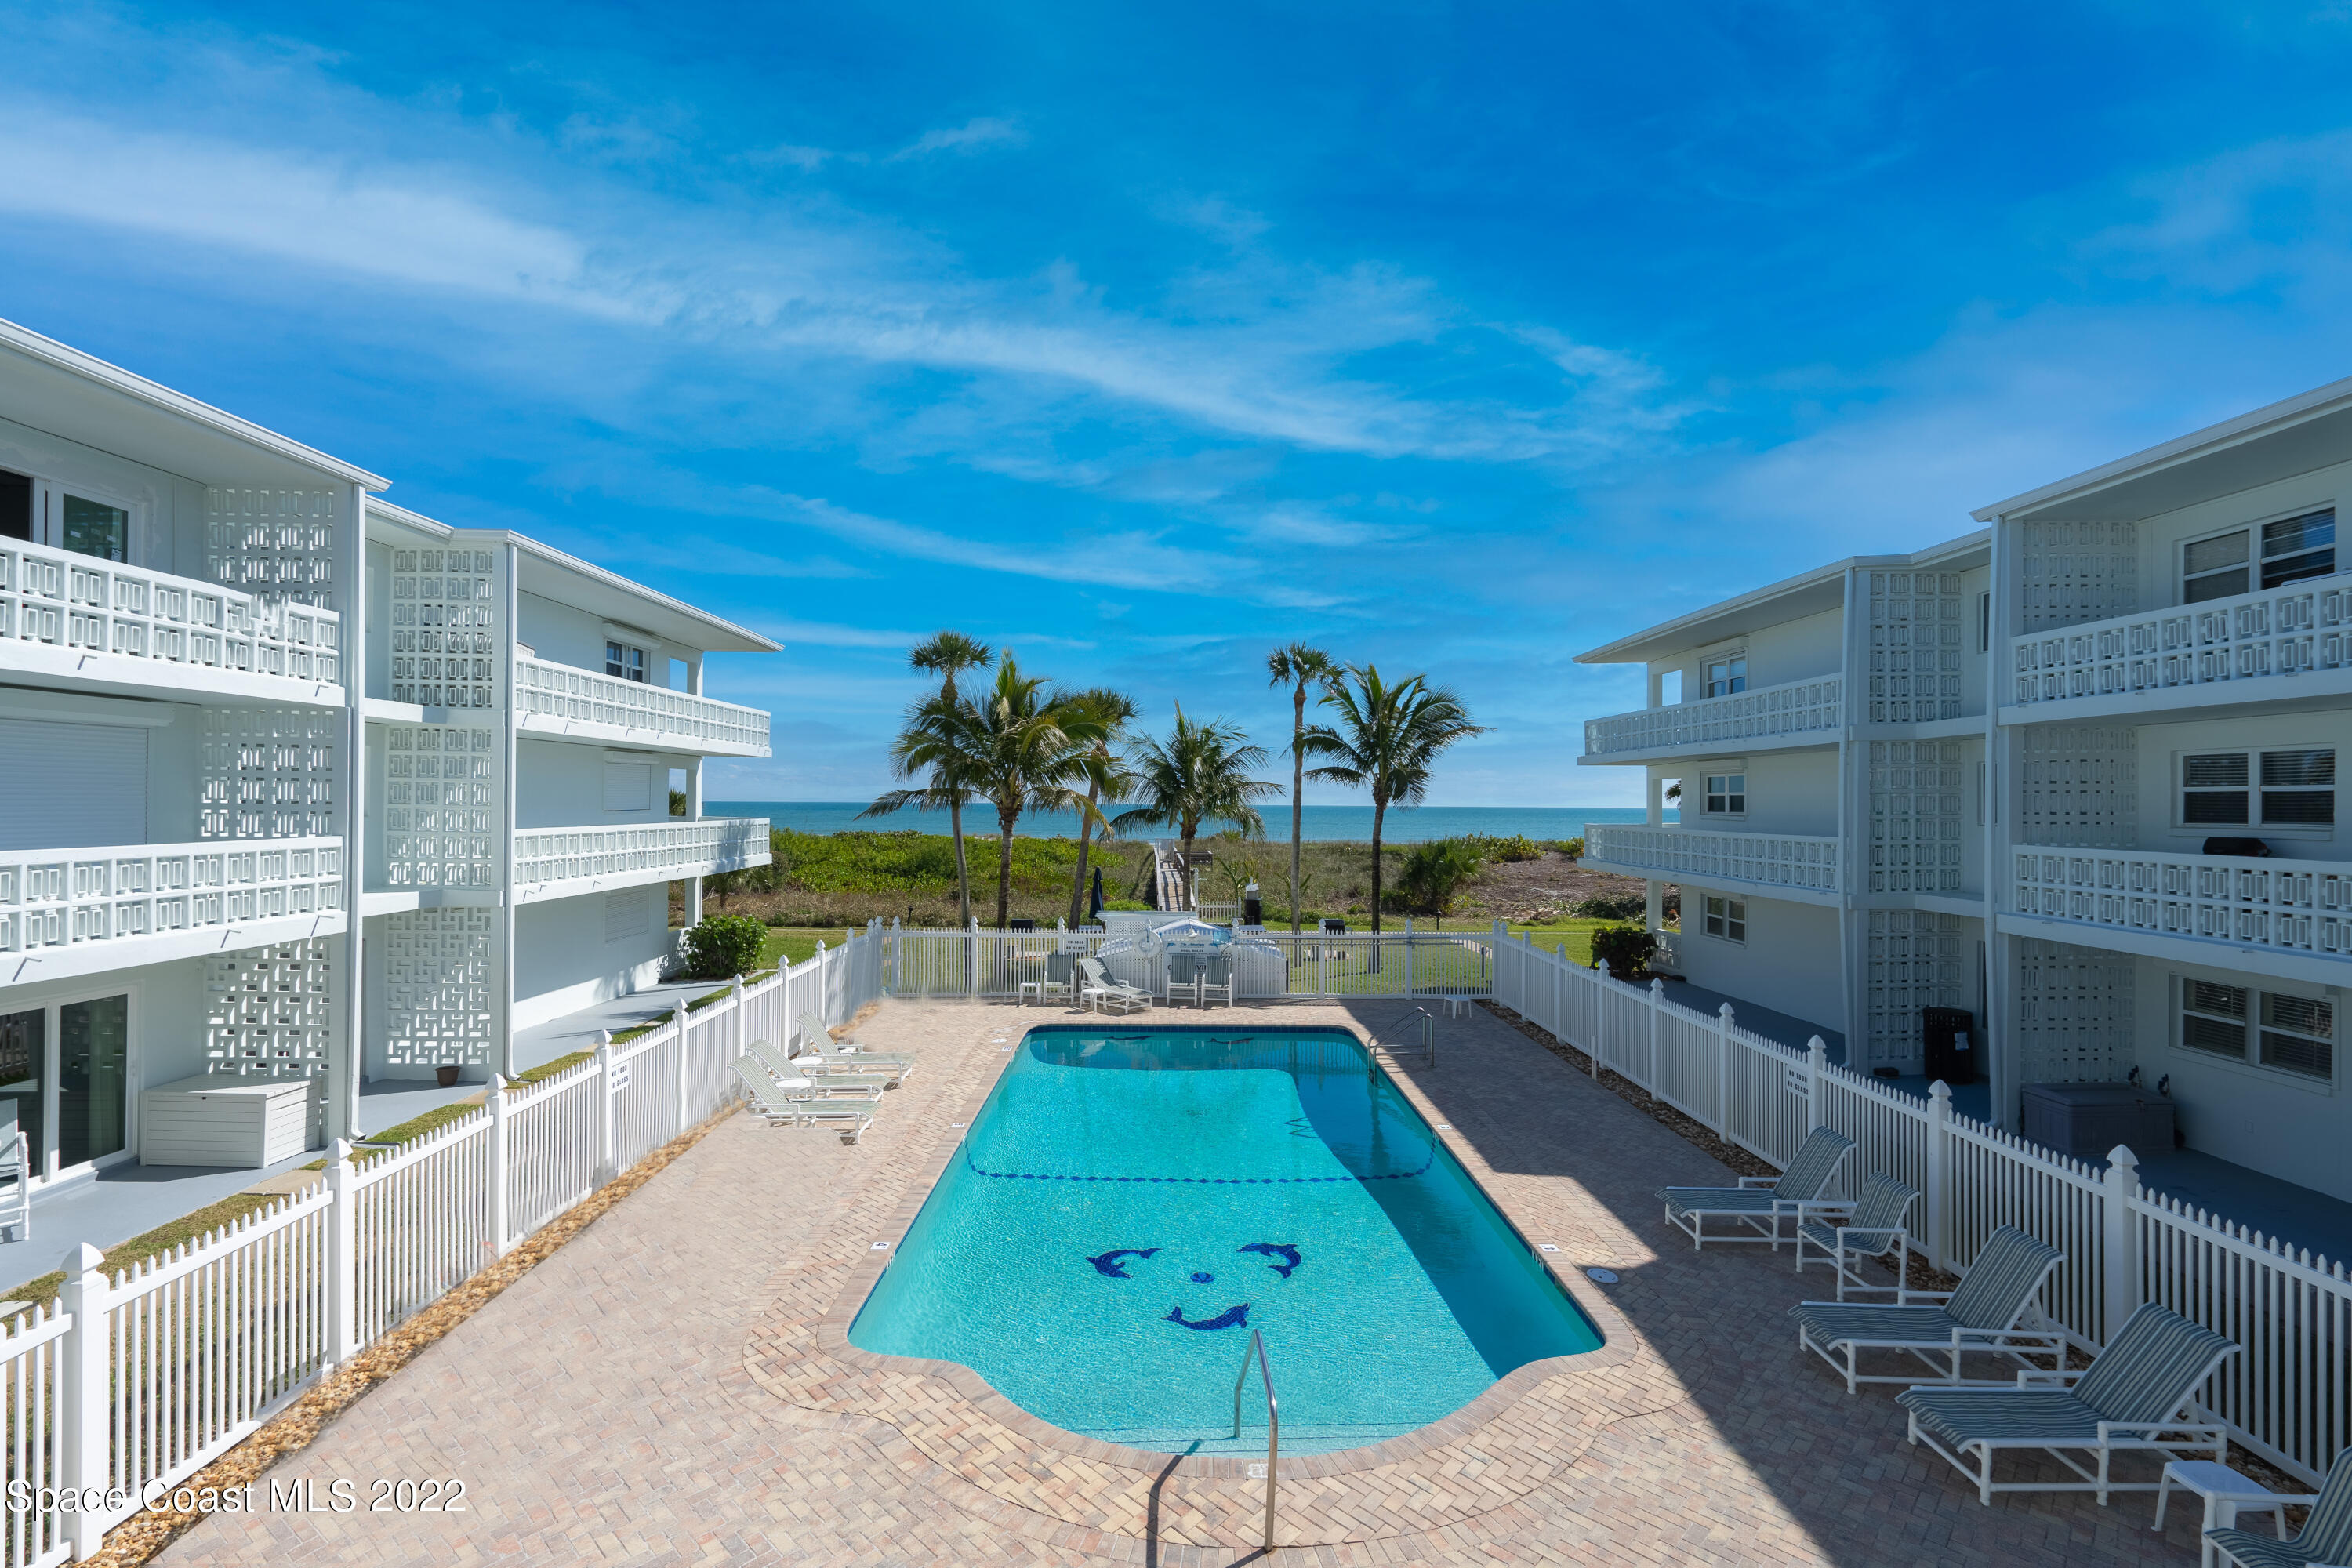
[1793,1171,1918,1297]
[748,1038,900,1094]
[1896,1301,2239,1506]
[731,1058,881,1142]
[1201,952,1235,1007]
[1791,1224,2067,1393]
[1657,1126,1855,1250]
[2203,1444,2352,1568]
[793,1011,916,1073]
[1077,956,1152,1014]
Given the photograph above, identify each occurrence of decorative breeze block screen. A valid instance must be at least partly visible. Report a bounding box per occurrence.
[205,487,339,608]
[1866,570,1965,722]
[1868,739,1965,894]
[388,548,499,710]
[381,907,495,1069]
[1864,909,1967,1067]
[2016,725,2138,848]
[2019,519,2137,633]
[2016,936,2136,1083]
[204,938,334,1075]
[200,708,338,840]
[383,724,497,887]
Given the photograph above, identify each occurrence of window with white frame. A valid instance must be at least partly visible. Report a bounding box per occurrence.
[2180,978,2334,1081]
[605,641,648,683]
[2180,748,2335,829]
[1703,771,1747,815]
[0,469,136,563]
[2183,509,2338,604]
[1702,895,1746,943]
[1704,653,1747,698]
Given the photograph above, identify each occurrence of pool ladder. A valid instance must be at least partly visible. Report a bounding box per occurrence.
[1371,1007,1436,1069]
[1232,1328,1279,1552]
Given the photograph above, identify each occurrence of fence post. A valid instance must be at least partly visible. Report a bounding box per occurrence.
[815,939,831,1025]
[1926,1081,1952,1272]
[1715,1004,1734,1135]
[1318,935,1327,998]
[967,917,980,1000]
[1593,959,1610,1078]
[2101,1144,2142,1344]
[325,1138,357,1366]
[1403,916,1415,1000]
[890,916,901,996]
[595,1031,616,1185]
[731,974,747,1058]
[1806,1037,1827,1131]
[1647,979,1664,1100]
[676,1004,695,1134]
[1492,920,1508,1008]
[489,1076,512,1254]
[59,1242,111,1558]
[1553,941,1564,1039]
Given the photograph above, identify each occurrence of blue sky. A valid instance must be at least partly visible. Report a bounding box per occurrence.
[6,3,2352,804]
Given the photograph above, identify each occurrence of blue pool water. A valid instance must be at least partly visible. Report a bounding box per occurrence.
[850,1027,1602,1454]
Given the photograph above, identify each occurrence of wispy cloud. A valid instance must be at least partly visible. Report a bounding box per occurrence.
[890,116,1025,160]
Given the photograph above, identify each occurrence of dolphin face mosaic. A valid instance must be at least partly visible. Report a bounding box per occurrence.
[1085,1242,1304,1330]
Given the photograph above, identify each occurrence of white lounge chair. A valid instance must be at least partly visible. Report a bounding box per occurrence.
[730,1058,880,1142]
[2201,1443,2351,1568]
[1896,1301,2239,1507]
[1791,1224,2067,1393]
[750,1037,901,1092]
[1077,956,1152,1014]
[1657,1126,1854,1250]
[1793,1171,1918,1297]
[793,1011,915,1073]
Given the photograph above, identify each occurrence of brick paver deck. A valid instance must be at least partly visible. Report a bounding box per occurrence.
[160,1000,2220,1566]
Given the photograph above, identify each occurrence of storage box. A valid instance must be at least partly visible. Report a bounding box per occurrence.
[140,1075,315,1169]
[2019,1083,2176,1162]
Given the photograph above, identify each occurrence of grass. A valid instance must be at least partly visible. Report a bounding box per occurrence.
[5,1189,286,1312]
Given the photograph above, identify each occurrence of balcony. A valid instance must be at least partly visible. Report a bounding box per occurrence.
[1582,676,1841,761]
[514,656,770,757]
[1582,823,1842,902]
[0,837,345,985]
[2008,577,2352,720]
[0,538,341,706]
[2007,844,2352,976]
[512,818,771,903]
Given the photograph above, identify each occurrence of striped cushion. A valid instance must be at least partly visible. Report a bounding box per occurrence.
[1790,1303,1962,1345]
[1849,1171,1918,1233]
[2200,1529,2318,1568]
[1945,1226,2063,1332]
[1796,1217,1902,1257]
[1895,1386,2104,1447]
[1660,1188,1780,1220]
[1773,1127,1856,1201]
[2071,1303,2238,1425]
[2289,1446,2352,1563]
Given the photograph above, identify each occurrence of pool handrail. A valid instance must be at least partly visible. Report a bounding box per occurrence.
[1231,1327,1279,1552]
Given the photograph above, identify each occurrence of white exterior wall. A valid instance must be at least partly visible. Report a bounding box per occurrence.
[509,886,671,1032]
[1675,890,1844,1037]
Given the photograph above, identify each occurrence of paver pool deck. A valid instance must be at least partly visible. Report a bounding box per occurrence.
[160,999,2227,1566]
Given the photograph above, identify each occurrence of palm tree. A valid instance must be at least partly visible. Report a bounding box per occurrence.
[859,689,982,916]
[1112,707,1277,910]
[1062,687,1138,928]
[1266,643,1339,931]
[888,631,993,923]
[1301,665,1487,932]
[953,654,1109,929]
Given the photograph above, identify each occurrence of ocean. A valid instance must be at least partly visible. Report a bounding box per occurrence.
[704,802,1666,844]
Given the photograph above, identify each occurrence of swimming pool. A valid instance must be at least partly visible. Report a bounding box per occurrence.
[849,1026,1602,1454]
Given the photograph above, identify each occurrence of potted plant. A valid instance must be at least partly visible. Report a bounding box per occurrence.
[436,1064,462,1088]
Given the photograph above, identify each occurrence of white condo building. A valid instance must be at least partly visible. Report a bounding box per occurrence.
[1577,376,2352,1210]
[0,320,774,1193]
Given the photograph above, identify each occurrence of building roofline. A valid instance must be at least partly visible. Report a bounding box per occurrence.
[1970,374,2352,522]
[0,317,390,490]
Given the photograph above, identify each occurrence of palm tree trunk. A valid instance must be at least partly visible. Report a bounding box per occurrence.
[1369,798,1386,935]
[1179,828,1196,912]
[996,809,1017,930]
[1067,779,1100,928]
[950,797,972,925]
[1290,684,1305,932]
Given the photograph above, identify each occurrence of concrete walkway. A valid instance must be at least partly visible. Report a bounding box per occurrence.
[159,998,2229,1566]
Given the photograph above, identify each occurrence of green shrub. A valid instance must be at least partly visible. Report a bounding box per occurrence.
[682,913,766,978]
[1394,838,1486,915]
[1570,891,1646,920]
[1461,833,1541,863]
[1589,924,1658,977]
[1555,836,1585,859]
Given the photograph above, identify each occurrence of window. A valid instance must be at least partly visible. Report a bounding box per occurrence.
[603,760,654,812]
[604,890,650,943]
[1978,591,1991,653]
[605,641,648,683]
[0,993,130,1179]
[0,470,28,542]
[1703,772,1747,815]
[2183,510,2338,604]
[1704,654,1747,698]
[1702,895,1747,943]
[2181,749,2335,828]
[2181,978,2333,1081]
[60,495,128,562]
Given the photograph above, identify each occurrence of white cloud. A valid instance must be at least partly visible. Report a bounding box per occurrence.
[890,116,1025,160]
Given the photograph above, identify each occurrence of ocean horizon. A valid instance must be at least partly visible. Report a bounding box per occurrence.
[705,801,1668,843]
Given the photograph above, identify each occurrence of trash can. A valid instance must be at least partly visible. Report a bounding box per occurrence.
[1922,1006,1977,1086]
[1241,883,1263,927]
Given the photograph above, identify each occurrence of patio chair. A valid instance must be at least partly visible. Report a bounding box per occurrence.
[2204,1444,2352,1568]
[1793,1171,1918,1297]
[0,1103,27,1244]
[1077,956,1152,1015]
[731,1058,881,1142]
[1895,1301,2239,1507]
[748,1038,901,1093]
[793,1011,916,1073]
[1791,1224,2067,1393]
[1657,1126,1855,1250]
[1201,952,1235,1007]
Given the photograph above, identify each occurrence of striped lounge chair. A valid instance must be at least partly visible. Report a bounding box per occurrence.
[1895,1301,2239,1506]
[1657,1126,1854,1250]
[1792,1171,1918,1298]
[2205,1445,2352,1568]
[730,1058,882,1143]
[793,1011,916,1073]
[749,1039,898,1094]
[1791,1224,2067,1393]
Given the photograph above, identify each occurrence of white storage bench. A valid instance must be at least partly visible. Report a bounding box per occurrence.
[140,1076,314,1169]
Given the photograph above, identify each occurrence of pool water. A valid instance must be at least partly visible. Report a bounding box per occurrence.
[849,1027,1602,1454]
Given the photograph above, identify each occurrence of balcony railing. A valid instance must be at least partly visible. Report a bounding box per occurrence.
[513,818,771,899]
[0,538,339,692]
[1583,676,1842,758]
[2011,577,2352,710]
[0,837,344,957]
[1584,824,1842,895]
[2012,845,2352,960]
[515,656,771,753]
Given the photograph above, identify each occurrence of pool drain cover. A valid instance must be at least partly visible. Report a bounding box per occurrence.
[1585,1267,1619,1284]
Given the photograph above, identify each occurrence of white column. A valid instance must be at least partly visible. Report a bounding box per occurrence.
[1925,1080,1953,1271]
[497,541,521,1082]
[334,478,369,1142]
[2101,1144,2142,1344]
[686,753,706,927]
[324,1138,357,1365]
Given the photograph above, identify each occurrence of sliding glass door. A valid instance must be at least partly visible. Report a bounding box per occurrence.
[0,993,130,1178]
[0,1008,42,1173]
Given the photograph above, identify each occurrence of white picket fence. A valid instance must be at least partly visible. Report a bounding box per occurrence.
[0,924,886,1566]
[882,918,1494,1001]
[1490,925,2352,1486]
